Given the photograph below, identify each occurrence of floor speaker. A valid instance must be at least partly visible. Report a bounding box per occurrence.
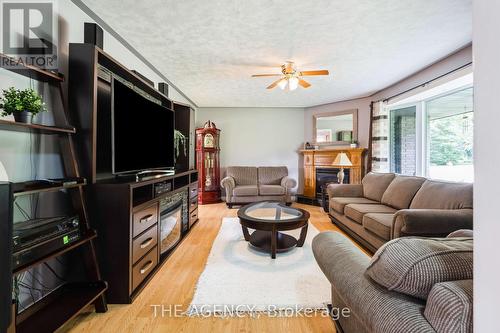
[0,182,12,332]
[84,22,104,49]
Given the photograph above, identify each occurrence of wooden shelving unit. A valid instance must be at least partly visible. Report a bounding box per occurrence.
[173,102,196,172]
[12,230,97,275]
[1,50,108,332]
[15,281,107,333]
[0,53,63,82]
[0,120,75,134]
[12,178,86,197]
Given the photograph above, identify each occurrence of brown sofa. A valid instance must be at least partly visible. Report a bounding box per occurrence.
[221,166,296,208]
[312,231,473,333]
[328,172,473,252]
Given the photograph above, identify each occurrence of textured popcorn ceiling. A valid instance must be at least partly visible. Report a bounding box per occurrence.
[81,0,471,107]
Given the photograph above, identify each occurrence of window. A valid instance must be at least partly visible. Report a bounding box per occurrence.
[388,85,473,182]
[426,88,473,182]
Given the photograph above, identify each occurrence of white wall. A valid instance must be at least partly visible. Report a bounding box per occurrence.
[473,1,500,331]
[304,45,473,150]
[371,45,472,102]
[196,107,305,194]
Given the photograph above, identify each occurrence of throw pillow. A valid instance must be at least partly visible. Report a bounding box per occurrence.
[365,237,473,299]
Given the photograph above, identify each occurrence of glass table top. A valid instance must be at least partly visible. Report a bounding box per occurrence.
[240,201,303,222]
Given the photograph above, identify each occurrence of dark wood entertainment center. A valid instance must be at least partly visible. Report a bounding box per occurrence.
[68,43,198,303]
[87,171,198,303]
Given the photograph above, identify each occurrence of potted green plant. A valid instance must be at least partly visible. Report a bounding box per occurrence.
[0,87,47,124]
[174,129,187,161]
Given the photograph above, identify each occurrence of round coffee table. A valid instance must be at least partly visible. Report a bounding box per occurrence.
[237,201,310,259]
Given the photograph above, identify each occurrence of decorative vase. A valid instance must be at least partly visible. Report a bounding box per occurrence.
[13,111,33,124]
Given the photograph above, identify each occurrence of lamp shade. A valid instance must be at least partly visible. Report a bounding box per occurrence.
[332,153,352,167]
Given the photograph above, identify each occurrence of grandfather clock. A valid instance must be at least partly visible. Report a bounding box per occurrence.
[196,120,221,204]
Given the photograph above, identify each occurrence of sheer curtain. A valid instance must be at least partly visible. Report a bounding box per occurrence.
[370,101,389,172]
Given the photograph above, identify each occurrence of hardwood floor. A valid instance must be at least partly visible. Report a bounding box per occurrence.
[62,202,362,333]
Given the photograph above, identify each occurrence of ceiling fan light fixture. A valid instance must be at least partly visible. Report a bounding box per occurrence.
[288,77,299,91]
[252,62,329,91]
[278,78,288,90]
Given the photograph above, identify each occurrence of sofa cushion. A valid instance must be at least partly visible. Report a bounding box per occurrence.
[362,213,395,240]
[344,204,397,224]
[381,176,426,209]
[362,172,396,201]
[233,185,258,196]
[330,197,379,214]
[258,185,285,196]
[366,237,473,300]
[226,166,258,185]
[258,166,288,185]
[424,279,473,333]
[410,180,473,210]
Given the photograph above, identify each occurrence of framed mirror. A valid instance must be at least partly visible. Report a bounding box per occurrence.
[313,109,358,145]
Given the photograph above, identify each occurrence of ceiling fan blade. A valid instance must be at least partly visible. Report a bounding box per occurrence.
[267,78,285,89]
[298,78,311,88]
[251,74,282,77]
[299,70,329,76]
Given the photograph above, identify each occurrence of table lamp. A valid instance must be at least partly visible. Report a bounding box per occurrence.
[332,153,352,184]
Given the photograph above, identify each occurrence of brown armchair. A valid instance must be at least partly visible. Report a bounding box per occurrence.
[221,166,296,208]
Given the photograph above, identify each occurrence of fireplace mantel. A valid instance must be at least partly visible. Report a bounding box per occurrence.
[299,148,367,198]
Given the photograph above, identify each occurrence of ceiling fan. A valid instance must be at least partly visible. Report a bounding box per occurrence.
[251,61,329,91]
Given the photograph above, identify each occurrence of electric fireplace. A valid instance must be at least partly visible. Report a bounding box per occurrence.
[158,189,188,256]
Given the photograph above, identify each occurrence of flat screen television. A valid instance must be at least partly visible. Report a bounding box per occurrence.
[112,78,174,174]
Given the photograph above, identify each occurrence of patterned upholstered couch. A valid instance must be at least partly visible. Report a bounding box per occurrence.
[313,231,473,333]
[327,172,473,252]
[220,166,296,208]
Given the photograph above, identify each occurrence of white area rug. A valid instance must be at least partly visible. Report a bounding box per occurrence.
[187,217,331,314]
